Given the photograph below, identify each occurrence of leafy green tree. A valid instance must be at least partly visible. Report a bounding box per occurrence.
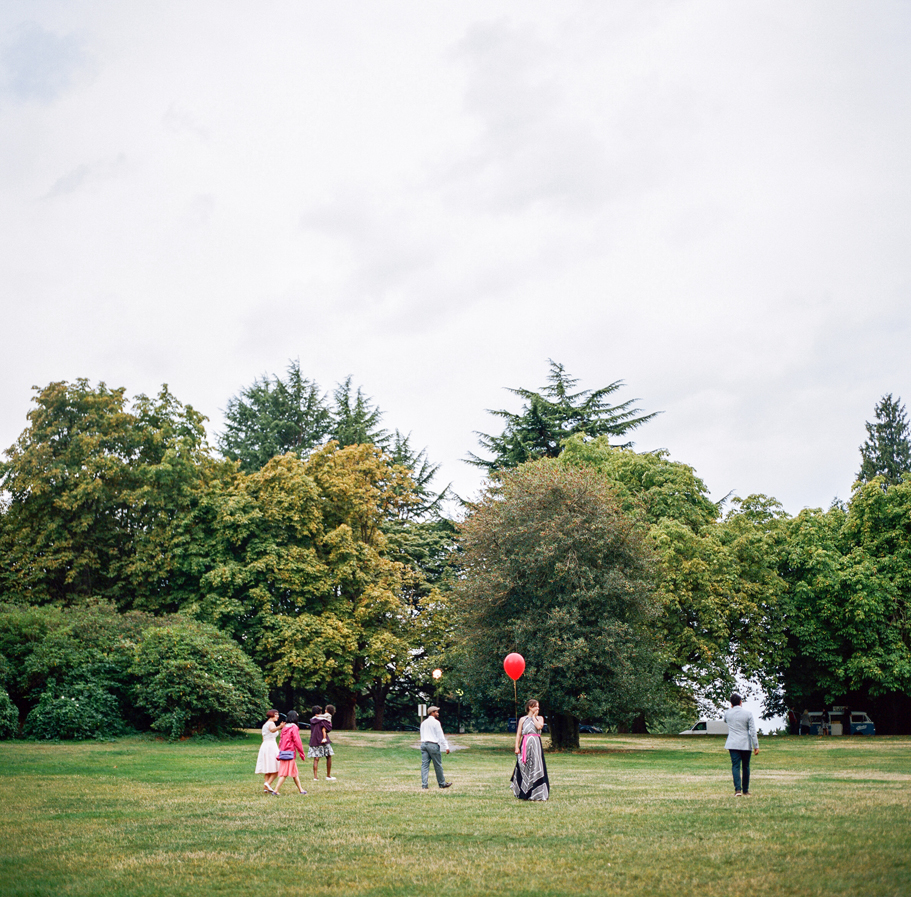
[559,436,788,713]
[857,394,910,487]
[452,460,663,749]
[261,443,420,729]
[561,436,718,532]
[468,361,658,472]
[775,480,911,732]
[0,380,209,610]
[218,360,332,472]
[182,444,428,729]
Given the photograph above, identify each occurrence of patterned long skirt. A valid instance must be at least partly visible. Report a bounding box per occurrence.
[511,736,550,801]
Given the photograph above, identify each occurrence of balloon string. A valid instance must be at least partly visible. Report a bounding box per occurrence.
[513,678,517,730]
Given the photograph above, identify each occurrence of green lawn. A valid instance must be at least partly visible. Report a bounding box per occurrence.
[1,732,909,897]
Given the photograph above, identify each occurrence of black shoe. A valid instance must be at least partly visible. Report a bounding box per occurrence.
[421,786,428,790]
[439,782,452,789]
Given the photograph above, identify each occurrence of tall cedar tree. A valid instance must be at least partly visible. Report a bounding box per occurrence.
[857,394,911,487]
[218,362,447,515]
[218,360,332,472]
[468,360,658,472]
[218,363,392,472]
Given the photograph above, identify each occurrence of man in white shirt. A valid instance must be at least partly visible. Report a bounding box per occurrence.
[419,706,453,789]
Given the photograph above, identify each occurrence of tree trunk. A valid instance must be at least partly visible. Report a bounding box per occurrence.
[371,685,388,731]
[548,711,579,751]
[631,712,648,734]
[335,694,358,730]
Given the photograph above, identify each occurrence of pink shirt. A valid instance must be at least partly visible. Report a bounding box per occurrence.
[278,723,306,759]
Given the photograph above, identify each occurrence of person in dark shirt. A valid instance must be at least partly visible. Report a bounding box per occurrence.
[308,704,336,781]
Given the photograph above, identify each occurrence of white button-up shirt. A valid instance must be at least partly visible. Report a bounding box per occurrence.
[419,714,450,751]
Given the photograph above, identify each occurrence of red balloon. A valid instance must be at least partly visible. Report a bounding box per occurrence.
[503,652,525,681]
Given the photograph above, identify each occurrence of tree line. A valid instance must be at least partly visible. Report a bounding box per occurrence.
[0,362,909,742]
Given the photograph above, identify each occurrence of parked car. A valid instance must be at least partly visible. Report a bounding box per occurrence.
[579,725,603,734]
[679,720,729,735]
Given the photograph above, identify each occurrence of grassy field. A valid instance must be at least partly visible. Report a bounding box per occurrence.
[1,731,909,897]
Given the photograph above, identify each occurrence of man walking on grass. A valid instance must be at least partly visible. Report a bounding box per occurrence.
[724,693,759,797]
[420,706,453,790]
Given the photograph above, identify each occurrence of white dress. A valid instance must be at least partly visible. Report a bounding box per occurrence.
[255,721,280,774]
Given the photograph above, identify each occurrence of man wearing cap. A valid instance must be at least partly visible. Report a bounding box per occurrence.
[419,706,452,790]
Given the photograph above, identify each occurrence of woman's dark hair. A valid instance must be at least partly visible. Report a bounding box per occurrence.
[730,693,742,706]
[266,709,279,719]
[526,698,539,713]
[312,705,323,716]
[286,710,299,723]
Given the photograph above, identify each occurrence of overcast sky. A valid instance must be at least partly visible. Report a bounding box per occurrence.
[2,1,909,522]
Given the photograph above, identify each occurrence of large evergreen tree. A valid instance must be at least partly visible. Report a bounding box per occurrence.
[330,377,389,450]
[857,393,910,487]
[218,364,448,514]
[218,359,332,472]
[468,360,658,472]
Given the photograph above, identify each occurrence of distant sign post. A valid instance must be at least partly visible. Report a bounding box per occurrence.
[418,703,427,720]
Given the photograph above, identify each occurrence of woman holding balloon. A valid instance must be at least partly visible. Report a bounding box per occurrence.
[503,653,549,801]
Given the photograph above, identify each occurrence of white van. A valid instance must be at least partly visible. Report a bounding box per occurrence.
[680,720,729,735]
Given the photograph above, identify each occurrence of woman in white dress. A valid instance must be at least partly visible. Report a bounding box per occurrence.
[255,710,283,795]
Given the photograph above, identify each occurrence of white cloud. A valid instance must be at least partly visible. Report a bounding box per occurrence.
[0,1,908,517]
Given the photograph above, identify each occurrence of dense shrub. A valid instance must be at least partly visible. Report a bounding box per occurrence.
[130,621,269,740]
[0,604,266,740]
[0,687,18,739]
[23,680,126,740]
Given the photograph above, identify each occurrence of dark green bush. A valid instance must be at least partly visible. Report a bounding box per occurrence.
[130,621,268,740]
[0,604,267,740]
[23,680,126,740]
[0,687,18,739]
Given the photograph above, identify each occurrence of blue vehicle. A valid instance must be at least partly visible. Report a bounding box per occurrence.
[807,710,875,736]
[847,712,876,735]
